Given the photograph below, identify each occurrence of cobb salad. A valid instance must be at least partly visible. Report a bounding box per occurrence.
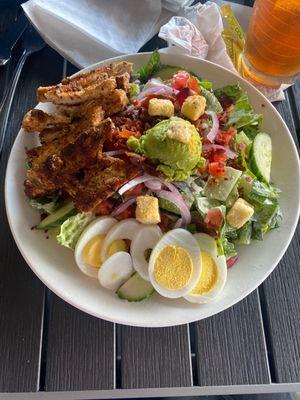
[22,51,282,303]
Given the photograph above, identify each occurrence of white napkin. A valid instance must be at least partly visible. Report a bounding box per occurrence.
[22,0,288,101]
[22,0,192,67]
[159,2,287,101]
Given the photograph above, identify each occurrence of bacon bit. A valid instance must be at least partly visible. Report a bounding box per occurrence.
[215,127,236,146]
[95,198,116,216]
[158,213,174,233]
[227,255,238,268]
[116,204,136,220]
[122,183,146,200]
[218,94,233,110]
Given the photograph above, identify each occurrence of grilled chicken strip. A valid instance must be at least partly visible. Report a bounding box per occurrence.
[37,77,117,105]
[22,109,72,133]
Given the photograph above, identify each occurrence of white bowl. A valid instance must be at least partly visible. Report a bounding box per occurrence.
[5,53,300,327]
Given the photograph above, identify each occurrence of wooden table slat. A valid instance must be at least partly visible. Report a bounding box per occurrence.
[259,93,300,383]
[44,294,115,391]
[259,226,300,383]
[194,291,271,386]
[121,325,192,389]
[0,46,63,392]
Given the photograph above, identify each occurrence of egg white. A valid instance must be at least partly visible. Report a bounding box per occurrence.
[100,219,140,262]
[184,233,227,303]
[130,225,162,281]
[98,251,133,291]
[149,228,202,298]
[75,217,117,278]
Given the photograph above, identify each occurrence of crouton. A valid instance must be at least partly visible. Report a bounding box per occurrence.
[148,98,174,118]
[226,198,254,229]
[136,195,161,224]
[181,95,206,121]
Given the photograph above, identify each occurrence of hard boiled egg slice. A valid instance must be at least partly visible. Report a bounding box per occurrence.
[75,217,117,278]
[149,229,202,298]
[98,252,133,291]
[130,225,162,281]
[100,219,140,262]
[184,233,227,303]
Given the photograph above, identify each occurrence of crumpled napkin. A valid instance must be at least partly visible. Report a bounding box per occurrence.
[159,2,288,101]
[22,0,193,67]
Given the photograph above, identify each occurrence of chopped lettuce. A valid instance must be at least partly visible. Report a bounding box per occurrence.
[252,202,282,240]
[194,196,221,215]
[234,131,252,157]
[29,194,60,214]
[218,237,237,259]
[56,212,94,250]
[236,221,252,245]
[201,86,223,112]
[158,198,180,215]
[244,180,280,211]
[129,83,140,101]
[138,50,161,83]
[215,83,262,136]
[198,80,213,90]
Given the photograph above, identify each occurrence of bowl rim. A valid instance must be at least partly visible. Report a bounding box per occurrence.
[5,52,300,327]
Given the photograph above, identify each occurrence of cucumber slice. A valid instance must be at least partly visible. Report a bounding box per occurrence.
[37,202,75,229]
[249,132,272,183]
[117,273,154,302]
[203,167,242,202]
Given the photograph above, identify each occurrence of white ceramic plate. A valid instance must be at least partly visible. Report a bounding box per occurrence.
[5,53,300,327]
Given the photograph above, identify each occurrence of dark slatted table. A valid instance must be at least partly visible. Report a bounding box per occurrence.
[0,1,299,399]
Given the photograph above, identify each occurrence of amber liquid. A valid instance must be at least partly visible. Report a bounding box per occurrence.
[240,0,300,86]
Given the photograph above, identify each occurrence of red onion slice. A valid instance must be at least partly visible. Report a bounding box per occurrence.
[174,218,183,229]
[145,179,162,191]
[111,197,136,217]
[154,189,191,225]
[118,174,153,195]
[202,144,237,159]
[206,111,219,143]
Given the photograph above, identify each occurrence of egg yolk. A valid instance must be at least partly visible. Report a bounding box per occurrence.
[83,237,128,268]
[191,251,218,294]
[106,239,128,258]
[154,245,193,290]
[83,235,105,267]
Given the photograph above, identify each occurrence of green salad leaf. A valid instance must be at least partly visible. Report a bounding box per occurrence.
[56,212,95,250]
[129,83,140,101]
[138,50,161,83]
[218,237,237,259]
[200,86,223,112]
[215,83,262,136]
[29,194,60,214]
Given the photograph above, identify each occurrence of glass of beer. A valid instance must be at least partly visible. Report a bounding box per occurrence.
[238,0,300,87]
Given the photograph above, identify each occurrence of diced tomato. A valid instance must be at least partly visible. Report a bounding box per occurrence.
[122,183,145,200]
[116,204,136,220]
[208,161,225,177]
[227,255,238,269]
[213,152,228,163]
[95,199,115,216]
[187,77,201,94]
[172,71,190,89]
[204,208,223,230]
[197,158,208,174]
[215,127,236,146]
[176,87,190,106]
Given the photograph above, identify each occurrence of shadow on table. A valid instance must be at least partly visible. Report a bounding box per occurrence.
[134,393,297,400]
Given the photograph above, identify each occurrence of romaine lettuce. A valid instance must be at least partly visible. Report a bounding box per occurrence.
[56,212,95,250]
[215,83,262,136]
[29,194,60,214]
[138,50,161,83]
